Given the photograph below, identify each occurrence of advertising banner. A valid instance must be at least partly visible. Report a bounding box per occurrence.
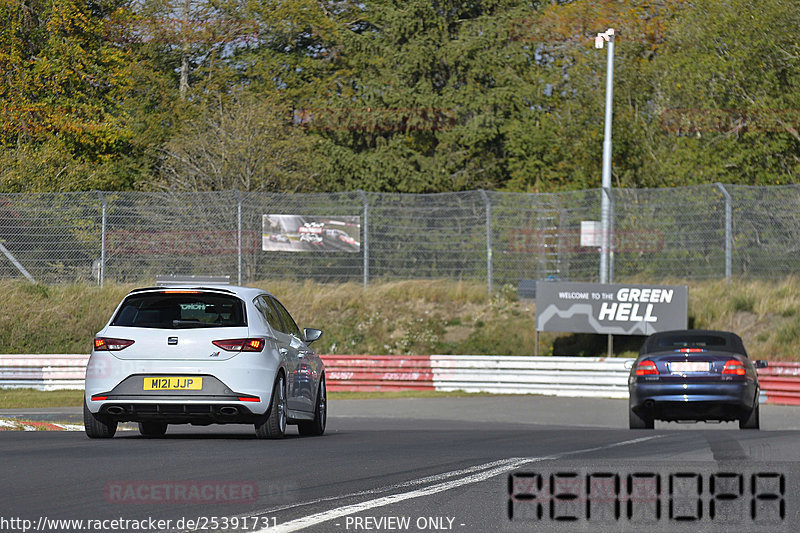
[536,281,688,335]
[262,215,360,252]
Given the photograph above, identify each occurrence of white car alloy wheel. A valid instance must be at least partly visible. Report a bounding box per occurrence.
[277,375,287,433]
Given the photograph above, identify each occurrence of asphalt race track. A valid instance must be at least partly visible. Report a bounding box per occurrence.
[2,396,800,533]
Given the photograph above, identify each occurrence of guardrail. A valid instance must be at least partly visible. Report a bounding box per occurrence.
[754,362,800,405]
[325,356,435,391]
[431,355,631,398]
[322,355,632,397]
[0,354,795,404]
[0,354,89,390]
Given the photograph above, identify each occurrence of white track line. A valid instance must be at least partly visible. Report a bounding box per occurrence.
[256,457,525,516]
[255,435,662,533]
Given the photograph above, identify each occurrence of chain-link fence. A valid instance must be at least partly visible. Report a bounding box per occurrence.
[1,184,799,288]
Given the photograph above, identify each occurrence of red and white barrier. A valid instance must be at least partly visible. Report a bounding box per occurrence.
[756,362,800,405]
[323,355,434,391]
[322,355,632,397]
[0,354,89,390]
[430,355,631,398]
[1,354,799,404]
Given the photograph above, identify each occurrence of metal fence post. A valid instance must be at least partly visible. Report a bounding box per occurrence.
[99,191,106,288]
[716,183,732,281]
[479,190,493,295]
[234,190,242,285]
[358,190,369,289]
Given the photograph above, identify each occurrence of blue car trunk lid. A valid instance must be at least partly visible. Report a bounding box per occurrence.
[642,351,749,382]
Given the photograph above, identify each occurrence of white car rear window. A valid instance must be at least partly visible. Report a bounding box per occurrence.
[112,292,247,329]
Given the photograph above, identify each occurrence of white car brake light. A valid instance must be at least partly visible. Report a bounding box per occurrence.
[212,338,266,352]
[94,337,135,351]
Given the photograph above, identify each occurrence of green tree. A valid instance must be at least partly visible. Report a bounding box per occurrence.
[648,0,800,186]
[0,0,134,154]
[124,0,346,190]
[3,0,799,194]
[503,0,689,191]
[155,92,319,191]
[231,0,344,101]
[307,0,540,192]
[0,0,139,190]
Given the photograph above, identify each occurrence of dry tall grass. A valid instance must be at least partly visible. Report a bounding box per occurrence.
[1,278,799,360]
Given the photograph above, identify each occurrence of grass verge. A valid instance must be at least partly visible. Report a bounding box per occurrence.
[0,389,84,409]
[0,388,491,409]
[5,277,800,359]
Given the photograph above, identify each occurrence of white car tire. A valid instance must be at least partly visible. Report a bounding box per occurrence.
[255,374,287,439]
[298,376,327,437]
[84,401,117,439]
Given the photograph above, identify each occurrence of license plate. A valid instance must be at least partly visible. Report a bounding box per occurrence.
[143,377,202,390]
[669,362,710,373]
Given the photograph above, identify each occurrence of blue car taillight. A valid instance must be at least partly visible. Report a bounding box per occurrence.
[722,359,746,376]
[635,360,659,376]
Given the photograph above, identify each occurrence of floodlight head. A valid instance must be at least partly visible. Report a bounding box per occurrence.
[595,28,615,49]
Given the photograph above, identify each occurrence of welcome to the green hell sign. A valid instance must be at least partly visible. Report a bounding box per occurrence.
[536,282,688,336]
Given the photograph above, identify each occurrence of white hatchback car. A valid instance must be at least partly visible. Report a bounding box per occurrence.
[84,283,325,439]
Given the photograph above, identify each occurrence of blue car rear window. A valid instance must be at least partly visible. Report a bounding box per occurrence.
[655,335,727,349]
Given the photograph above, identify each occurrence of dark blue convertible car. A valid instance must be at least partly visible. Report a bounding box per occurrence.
[628,330,767,429]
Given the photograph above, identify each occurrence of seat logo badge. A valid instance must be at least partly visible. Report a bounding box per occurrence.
[168,337,178,345]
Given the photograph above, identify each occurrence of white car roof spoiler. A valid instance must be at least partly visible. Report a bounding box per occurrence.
[155,275,231,286]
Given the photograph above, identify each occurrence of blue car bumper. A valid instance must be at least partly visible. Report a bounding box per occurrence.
[629,381,758,422]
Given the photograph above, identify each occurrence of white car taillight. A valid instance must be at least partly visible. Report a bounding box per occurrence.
[94,337,135,351]
[212,338,266,352]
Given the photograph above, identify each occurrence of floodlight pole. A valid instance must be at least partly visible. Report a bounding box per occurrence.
[596,28,615,358]
[596,28,615,285]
